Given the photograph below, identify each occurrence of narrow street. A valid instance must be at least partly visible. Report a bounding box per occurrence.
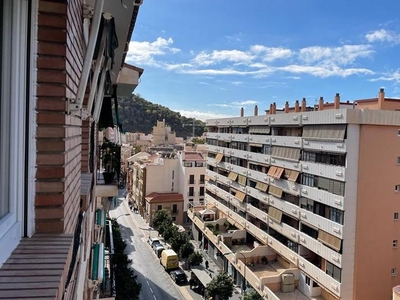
[109,195,185,300]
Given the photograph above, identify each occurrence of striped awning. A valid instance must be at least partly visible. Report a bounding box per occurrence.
[269,207,282,223]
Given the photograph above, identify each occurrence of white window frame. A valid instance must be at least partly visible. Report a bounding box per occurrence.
[0,0,36,266]
[395,212,399,221]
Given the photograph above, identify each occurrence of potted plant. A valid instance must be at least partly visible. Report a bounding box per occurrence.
[101,138,121,184]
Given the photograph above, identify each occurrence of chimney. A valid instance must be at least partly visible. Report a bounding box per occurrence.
[269,103,273,114]
[295,100,300,112]
[284,101,289,113]
[334,93,340,109]
[318,97,324,111]
[301,98,306,112]
[378,88,385,109]
[254,105,258,116]
[272,102,276,114]
[240,107,244,117]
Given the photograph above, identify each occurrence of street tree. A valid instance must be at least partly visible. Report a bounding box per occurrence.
[180,242,194,269]
[170,231,189,253]
[188,251,203,266]
[152,209,172,230]
[243,290,263,300]
[207,272,234,300]
[162,224,179,243]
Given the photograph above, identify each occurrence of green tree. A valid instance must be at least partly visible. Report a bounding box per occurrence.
[170,231,189,253]
[243,290,263,300]
[111,220,141,300]
[162,224,179,243]
[191,137,205,144]
[152,209,172,229]
[179,242,194,269]
[188,251,203,266]
[206,272,235,300]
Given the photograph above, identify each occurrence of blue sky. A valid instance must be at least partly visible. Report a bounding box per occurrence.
[126,0,400,121]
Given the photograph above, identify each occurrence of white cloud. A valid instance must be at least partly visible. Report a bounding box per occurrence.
[278,64,374,78]
[298,45,373,65]
[369,70,400,82]
[173,109,234,121]
[365,29,400,44]
[179,68,272,76]
[250,45,293,62]
[191,50,254,66]
[126,37,180,66]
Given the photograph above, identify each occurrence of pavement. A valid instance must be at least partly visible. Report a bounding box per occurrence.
[115,195,243,300]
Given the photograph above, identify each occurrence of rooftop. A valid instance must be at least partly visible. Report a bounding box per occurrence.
[145,192,184,203]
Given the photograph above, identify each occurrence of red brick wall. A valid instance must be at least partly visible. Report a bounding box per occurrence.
[36,0,84,235]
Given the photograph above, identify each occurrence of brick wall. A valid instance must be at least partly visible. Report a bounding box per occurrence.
[36,0,84,235]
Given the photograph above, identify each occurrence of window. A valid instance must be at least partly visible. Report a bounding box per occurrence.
[392,268,397,276]
[398,129,400,137]
[329,207,344,225]
[305,276,310,285]
[326,261,342,282]
[396,185,400,193]
[393,240,398,248]
[395,212,399,220]
[300,197,314,212]
[199,174,205,184]
[172,170,174,179]
[189,175,194,184]
[172,204,177,214]
[157,205,162,211]
[199,186,204,196]
[0,0,33,264]
[397,157,400,165]
[189,187,194,197]
[171,217,176,222]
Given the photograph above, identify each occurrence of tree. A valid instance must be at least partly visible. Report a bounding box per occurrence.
[243,290,263,300]
[161,224,179,243]
[188,251,203,266]
[180,242,194,269]
[170,231,189,253]
[207,272,235,300]
[152,209,172,230]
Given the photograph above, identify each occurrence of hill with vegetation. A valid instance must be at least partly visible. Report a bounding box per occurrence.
[118,94,206,138]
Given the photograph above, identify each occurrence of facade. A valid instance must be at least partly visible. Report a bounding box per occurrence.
[152,119,176,146]
[0,1,142,299]
[145,192,184,225]
[128,150,206,224]
[189,89,400,300]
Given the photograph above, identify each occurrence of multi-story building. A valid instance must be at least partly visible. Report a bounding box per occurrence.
[128,149,206,224]
[152,119,176,146]
[0,0,143,299]
[189,89,400,300]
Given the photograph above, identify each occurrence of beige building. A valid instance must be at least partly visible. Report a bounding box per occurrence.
[152,119,176,146]
[189,89,400,300]
[145,192,184,225]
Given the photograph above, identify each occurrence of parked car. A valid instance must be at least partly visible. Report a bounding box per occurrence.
[170,269,187,284]
[152,241,163,250]
[148,237,160,247]
[154,244,165,258]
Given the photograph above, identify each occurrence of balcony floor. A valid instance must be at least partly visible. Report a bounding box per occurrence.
[249,261,285,277]
[275,289,327,300]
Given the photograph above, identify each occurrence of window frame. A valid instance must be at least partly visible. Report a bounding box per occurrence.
[0,0,35,265]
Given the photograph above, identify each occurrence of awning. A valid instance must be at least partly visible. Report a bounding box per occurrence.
[199,209,216,215]
[238,175,247,186]
[271,146,300,161]
[302,124,346,141]
[215,153,224,163]
[269,207,283,223]
[249,143,263,147]
[268,185,283,198]
[98,96,114,130]
[191,267,212,286]
[318,230,341,252]
[255,181,268,192]
[267,166,284,179]
[233,189,246,202]
[249,125,270,134]
[284,169,300,182]
[228,172,238,181]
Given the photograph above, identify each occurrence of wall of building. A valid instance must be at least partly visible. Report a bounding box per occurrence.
[146,159,179,193]
[354,125,400,300]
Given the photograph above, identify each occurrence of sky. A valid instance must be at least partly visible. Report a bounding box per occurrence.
[126,0,400,121]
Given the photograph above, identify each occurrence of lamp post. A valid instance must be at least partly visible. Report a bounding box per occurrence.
[114,213,130,220]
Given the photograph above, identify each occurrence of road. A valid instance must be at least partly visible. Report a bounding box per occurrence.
[110,196,185,300]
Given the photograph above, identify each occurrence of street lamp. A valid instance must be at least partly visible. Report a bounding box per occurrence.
[113,213,130,220]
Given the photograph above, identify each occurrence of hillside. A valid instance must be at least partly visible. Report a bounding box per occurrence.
[118,94,206,138]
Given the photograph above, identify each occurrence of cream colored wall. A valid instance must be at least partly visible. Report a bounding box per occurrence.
[354,125,400,300]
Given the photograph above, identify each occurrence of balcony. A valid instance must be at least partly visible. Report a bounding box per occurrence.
[95,141,121,197]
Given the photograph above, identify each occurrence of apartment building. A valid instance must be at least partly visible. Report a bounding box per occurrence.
[128,149,206,224]
[0,1,142,299]
[152,119,177,146]
[188,89,400,300]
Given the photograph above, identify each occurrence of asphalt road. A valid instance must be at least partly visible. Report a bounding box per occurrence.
[110,197,184,300]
